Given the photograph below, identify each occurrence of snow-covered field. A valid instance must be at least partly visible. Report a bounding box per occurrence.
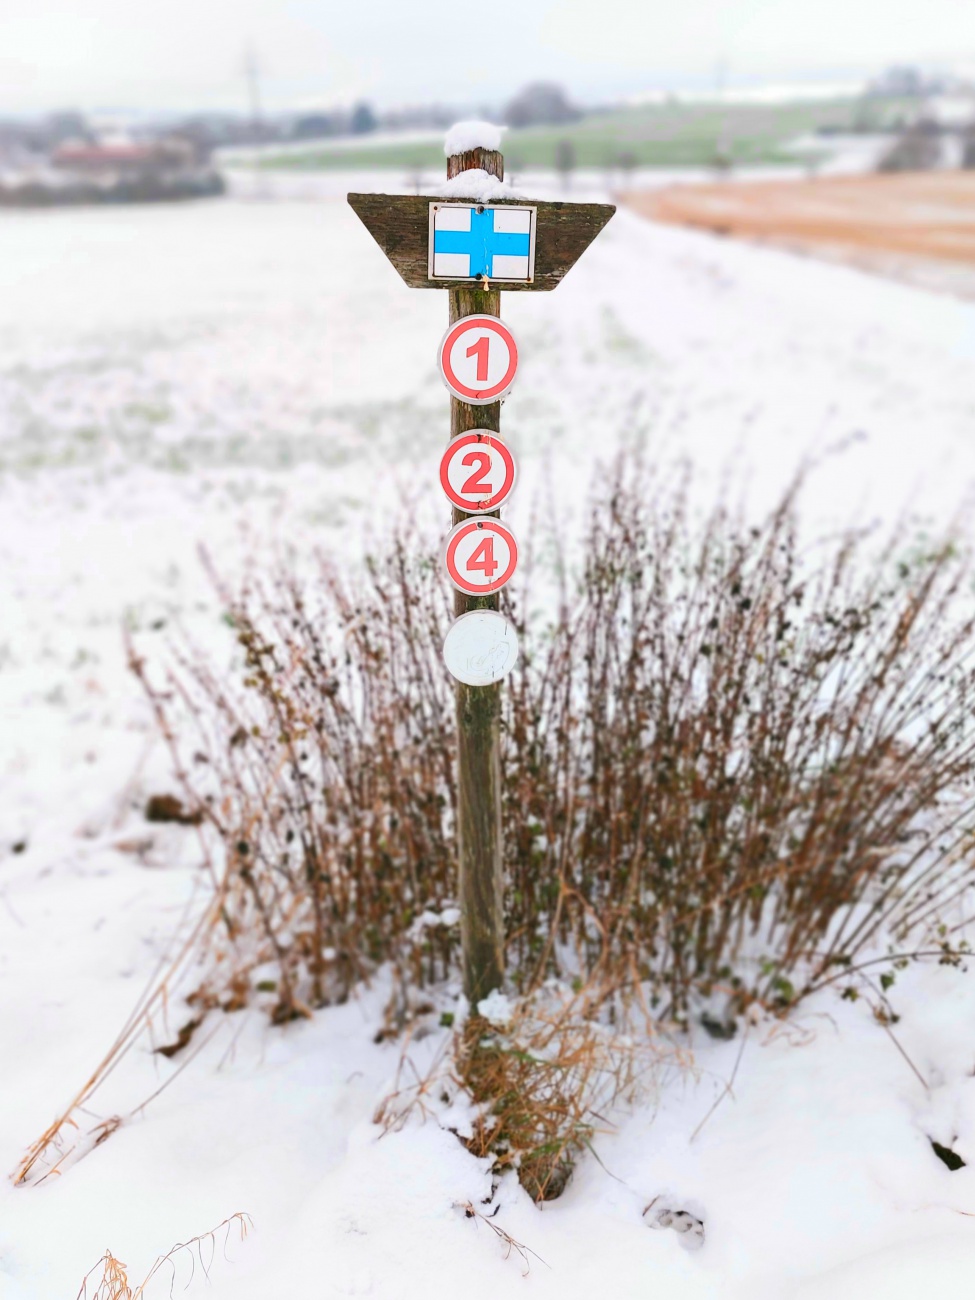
[2,173,975,1298]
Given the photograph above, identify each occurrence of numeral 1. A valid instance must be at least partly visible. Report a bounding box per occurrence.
[465,336,490,383]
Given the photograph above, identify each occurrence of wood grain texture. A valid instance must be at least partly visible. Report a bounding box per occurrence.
[347,192,615,292]
[448,148,505,1003]
[448,283,506,1003]
[447,148,504,181]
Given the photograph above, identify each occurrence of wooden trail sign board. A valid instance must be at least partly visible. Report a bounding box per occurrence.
[348,143,615,1006]
[347,194,615,291]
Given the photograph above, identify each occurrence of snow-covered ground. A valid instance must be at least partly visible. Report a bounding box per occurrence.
[2,173,975,1298]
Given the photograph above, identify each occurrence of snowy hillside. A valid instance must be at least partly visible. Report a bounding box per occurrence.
[1,175,975,1298]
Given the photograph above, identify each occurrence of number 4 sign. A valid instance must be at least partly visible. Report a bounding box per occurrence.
[443,517,519,595]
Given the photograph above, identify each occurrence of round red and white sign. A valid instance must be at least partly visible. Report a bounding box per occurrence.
[439,432,517,514]
[438,315,519,405]
[443,517,519,595]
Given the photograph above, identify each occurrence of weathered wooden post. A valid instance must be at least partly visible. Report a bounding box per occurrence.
[348,126,614,1005]
[446,142,506,1004]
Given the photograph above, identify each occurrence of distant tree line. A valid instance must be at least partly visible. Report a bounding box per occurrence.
[290,80,580,142]
[502,82,580,128]
[0,80,584,161]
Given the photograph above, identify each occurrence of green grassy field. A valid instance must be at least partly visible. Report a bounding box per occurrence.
[258,97,906,172]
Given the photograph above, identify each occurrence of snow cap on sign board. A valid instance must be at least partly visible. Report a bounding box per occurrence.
[439,169,529,201]
[444,120,504,157]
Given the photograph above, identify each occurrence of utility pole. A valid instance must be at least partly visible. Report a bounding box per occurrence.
[244,44,263,139]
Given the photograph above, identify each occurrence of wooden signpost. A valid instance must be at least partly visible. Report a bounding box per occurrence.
[349,135,614,1004]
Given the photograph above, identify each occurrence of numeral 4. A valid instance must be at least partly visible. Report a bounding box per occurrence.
[468,535,499,580]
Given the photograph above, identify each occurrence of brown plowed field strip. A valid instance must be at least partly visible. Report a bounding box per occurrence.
[620,173,975,265]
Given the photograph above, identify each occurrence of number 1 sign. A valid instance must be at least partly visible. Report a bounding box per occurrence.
[438,314,518,405]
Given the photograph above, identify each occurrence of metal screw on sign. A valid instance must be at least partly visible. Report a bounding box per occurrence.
[348,129,615,1005]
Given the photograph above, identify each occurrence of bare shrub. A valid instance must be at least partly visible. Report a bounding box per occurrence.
[504,469,975,1018]
[133,538,458,1026]
[132,458,975,1027]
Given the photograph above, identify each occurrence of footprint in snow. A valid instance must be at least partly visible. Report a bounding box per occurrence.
[644,1202,705,1250]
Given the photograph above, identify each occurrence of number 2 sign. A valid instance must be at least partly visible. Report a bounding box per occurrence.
[438,315,519,405]
[440,432,517,514]
[443,517,519,595]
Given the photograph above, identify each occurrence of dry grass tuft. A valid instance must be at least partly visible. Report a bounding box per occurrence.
[376,987,683,1202]
[457,1200,549,1275]
[77,1252,132,1300]
[14,897,220,1186]
[456,995,668,1201]
[75,1212,252,1299]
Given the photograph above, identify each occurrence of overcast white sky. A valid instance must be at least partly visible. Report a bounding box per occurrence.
[2,0,973,116]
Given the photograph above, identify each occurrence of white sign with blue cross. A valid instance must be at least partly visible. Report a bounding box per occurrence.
[428,203,537,283]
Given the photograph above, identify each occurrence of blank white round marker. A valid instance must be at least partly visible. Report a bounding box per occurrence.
[442,609,519,686]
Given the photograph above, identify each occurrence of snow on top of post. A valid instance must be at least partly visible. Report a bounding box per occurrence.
[439,168,528,201]
[443,120,504,158]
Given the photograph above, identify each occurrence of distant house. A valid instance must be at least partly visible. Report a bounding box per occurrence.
[877,120,943,173]
[0,133,225,207]
[877,92,975,173]
[867,66,931,98]
[52,138,183,170]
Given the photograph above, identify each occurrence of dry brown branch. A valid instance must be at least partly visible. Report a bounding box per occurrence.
[457,1201,548,1275]
[377,988,674,1201]
[13,886,222,1185]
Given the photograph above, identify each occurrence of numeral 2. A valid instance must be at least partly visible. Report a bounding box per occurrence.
[460,450,493,495]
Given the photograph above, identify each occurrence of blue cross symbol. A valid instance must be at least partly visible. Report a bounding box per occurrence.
[434,207,531,278]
